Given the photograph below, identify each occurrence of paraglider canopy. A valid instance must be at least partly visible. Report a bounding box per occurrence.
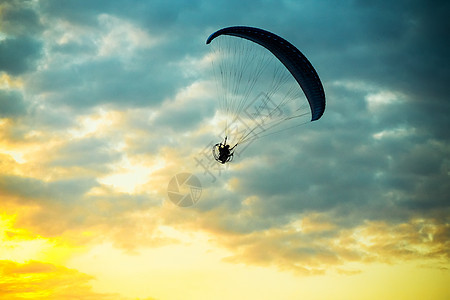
[207,26,325,121]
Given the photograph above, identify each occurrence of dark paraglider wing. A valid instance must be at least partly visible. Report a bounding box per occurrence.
[207,26,325,121]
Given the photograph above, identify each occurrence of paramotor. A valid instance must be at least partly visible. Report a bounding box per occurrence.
[207,26,325,162]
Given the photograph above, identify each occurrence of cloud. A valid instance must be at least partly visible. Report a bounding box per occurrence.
[0,37,43,75]
[48,136,123,172]
[0,260,124,299]
[0,1,43,75]
[150,81,216,132]
[0,90,26,118]
[0,0,42,35]
[0,175,97,203]
[21,13,190,114]
[211,217,449,275]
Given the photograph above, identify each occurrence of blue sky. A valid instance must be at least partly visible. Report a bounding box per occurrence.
[0,0,449,299]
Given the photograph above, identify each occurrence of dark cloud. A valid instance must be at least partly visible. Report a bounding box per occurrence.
[0,37,43,75]
[0,0,43,35]
[27,56,183,110]
[39,0,113,25]
[230,111,448,228]
[0,90,26,118]
[40,0,201,28]
[151,97,215,134]
[25,29,193,114]
[0,0,43,75]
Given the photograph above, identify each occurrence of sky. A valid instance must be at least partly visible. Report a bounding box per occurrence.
[0,0,449,299]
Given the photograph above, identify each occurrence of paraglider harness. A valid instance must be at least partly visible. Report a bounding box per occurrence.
[212,137,237,164]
